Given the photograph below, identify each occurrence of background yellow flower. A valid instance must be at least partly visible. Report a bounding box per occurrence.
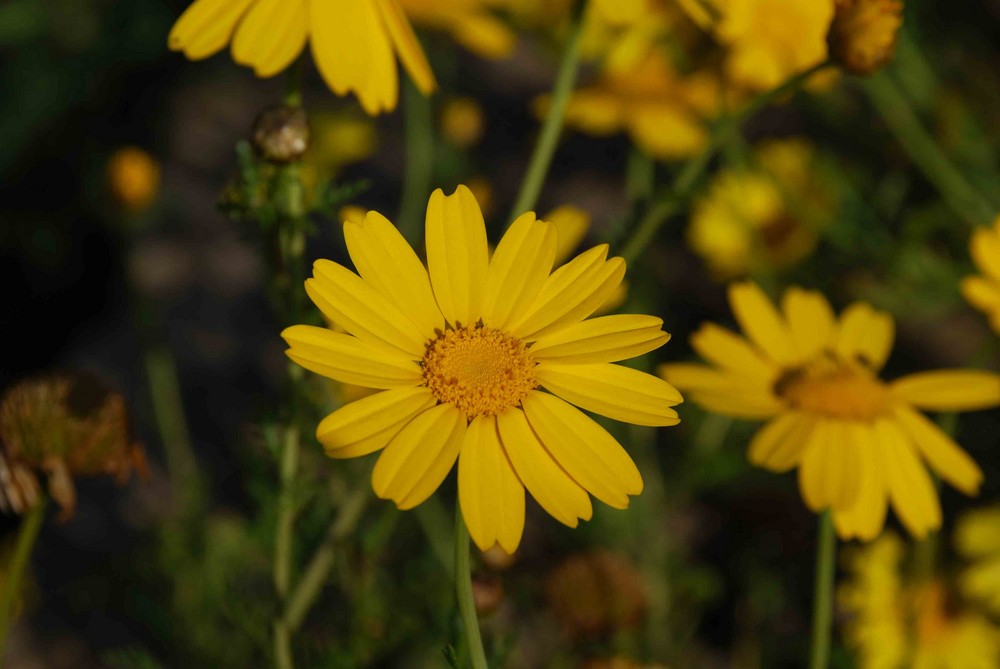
[961,216,1000,334]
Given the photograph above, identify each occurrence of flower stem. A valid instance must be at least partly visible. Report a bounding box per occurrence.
[398,77,435,245]
[0,498,47,659]
[808,510,836,669]
[273,423,300,669]
[455,506,488,669]
[508,1,588,221]
[863,71,994,229]
[619,60,832,265]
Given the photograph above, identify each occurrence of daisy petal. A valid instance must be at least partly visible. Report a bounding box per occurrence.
[482,214,557,330]
[835,302,894,370]
[522,391,642,509]
[425,186,489,327]
[890,370,1000,412]
[690,322,778,381]
[832,423,887,541]
[747,411,815,472]
[309,0,366,97]
[658,364,781,419]
[316,387,436,459]
[971,225,1000,282]
[307,260,427,357]
[781,287,836,362]
[168,0,256,60]
[282,325,422,388]
[961,276,1000,312]
[535,363,681,426]
[496,408,592,527]
[530,314,668,364]
[372,0,437,94]
[892,405,983,496]
[231,0,307,77]
[798,419,861,512]
[728,282,797,365]
[875,419,941,538]
[458,416,525,553]
[372,404,465,510]
[343,212,444,340]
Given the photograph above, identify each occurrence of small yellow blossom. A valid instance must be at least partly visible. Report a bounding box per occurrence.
[107,147,160,213]
[660,282,1000,541]
[582,0,699,73]
[397,0,516,59]
[283,186,681,553]
[961,216,1000,334]
[828,0,904,75]
[441,97,486,148]
[168,0,436,115]
[687,139,830,278]
[956,507,1000,615]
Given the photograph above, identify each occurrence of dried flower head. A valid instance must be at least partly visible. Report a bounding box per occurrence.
[828,0,904,75]
[546,550,646,638]
[253,105,310,164]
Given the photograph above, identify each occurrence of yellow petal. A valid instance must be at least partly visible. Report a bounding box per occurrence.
[458,416,525,553]
[835,302,895,370]
[230,0,307,77]
[747,411,815,472]
[316,387,436,458]
[690,322,778,381]
[875,419,942,538]
[306,259,427,357]
[425,186,489,326]
[890,370,1000,412]
[971,225,1000,282]
[281,324,422,388]
[531,314,668,364]
[168,0,255,60]
[343,211,445,341]
[449,12,517,60]
[832,423,887,541]
[658,363,782,419]
[626,104,707,161]
[961,276,1000,312]
[797,419,862,512]
[371,403,464,509]
[495,408,592,527]
[728,281,798,365]
[373,0,437,94]
[535,363,681,427]
[482,213,557,330]
[546,205,590,264]
[891,405,983,496]
[781,287,835,362]
[510,245,626,340]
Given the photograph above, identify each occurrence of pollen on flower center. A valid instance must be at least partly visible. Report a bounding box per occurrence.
[775,355,890,420]
[422,324,538,419]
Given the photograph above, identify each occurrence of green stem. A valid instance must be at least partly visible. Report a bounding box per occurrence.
[398,77,435,245]
[508,2,588,221]
[808,511,836,669]
[143,346,199,508]
[455,506,488,669]
[619,60,832,265]
[0,498,47,659]
[863,71,994,229]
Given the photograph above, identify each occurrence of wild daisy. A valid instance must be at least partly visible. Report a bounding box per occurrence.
[283,185,681,553]
[660,282,1000,541]
[168,0,436,115]
[956,507,1000,614]
[961,215,1000,334]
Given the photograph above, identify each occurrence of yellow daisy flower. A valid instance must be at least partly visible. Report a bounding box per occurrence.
[961,216,1000,334]
[282,185,681,553]
[168,0,436,115]
[840,533,1000,669]
[659,282,1000,541]
[397,0,516,60]
[956,507,1000,615]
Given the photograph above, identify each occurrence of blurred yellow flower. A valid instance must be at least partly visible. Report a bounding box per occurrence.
[554,50,720,160]
[956,507,1000,615]
[828,0,904,75]
[581,0,699,73]
[961,216,1000,334]
[299,111,377,203]
[687,139,829,278]
[840,533,1000,669]
[168,0,436,115]
[397,0,516,59]
[660,282,1000,541]
[441,97,486,148]
[282,185,680,553]
[107,146,160,213]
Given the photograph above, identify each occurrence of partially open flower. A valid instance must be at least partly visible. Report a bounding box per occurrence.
[828,0,903,75]
[0,372,147,521]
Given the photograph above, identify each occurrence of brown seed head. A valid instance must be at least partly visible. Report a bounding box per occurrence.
[253,105,310,163]
[828,0,904,75]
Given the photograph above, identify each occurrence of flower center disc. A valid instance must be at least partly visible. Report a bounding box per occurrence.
[776,357,889,421]
[422,324,537,419]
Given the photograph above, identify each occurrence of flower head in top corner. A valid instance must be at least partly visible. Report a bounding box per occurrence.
[282,185,681,554]
[168,0,436,115]
[660,282,1000,541]
[961,216,1000,335]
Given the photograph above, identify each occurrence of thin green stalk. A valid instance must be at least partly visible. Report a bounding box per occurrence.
[273,422,300,669]
[144,346,199,507]
[455,506,488,669]
[508,2,589,221]
[863,71,994,229]
[626,148,655,206]
[398,78,435,244]
[808,511,836,669]
[619,60,832,265]
[0,498,47,659]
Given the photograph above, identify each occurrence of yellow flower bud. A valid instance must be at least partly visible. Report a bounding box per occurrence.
[441,97,486,149]
[828,0,903,75]
[107,147,160,212]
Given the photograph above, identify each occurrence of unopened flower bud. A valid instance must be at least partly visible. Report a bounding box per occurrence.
[107,146,160,212]
[828,0,903,75]
[253,105,310,163]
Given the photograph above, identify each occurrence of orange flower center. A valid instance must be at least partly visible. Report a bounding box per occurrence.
[775,355,890,420]
[422,324,537,419]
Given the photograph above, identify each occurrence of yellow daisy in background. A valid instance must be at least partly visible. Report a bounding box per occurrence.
[168,0,436,115]
[687,139,831,278]
[956,507,1000,614]
[397,0,516,60]
[961,215,1000,334]
[282,185,681,553]
[840,533,1000,669]
[660,282,1000,541]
